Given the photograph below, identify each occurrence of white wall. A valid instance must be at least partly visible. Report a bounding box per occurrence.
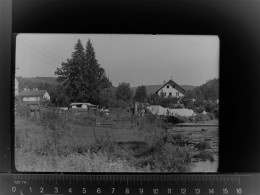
[23,97,40,101]
[43,92,50,100]
[22,92,50,102]
[157,84,184,98]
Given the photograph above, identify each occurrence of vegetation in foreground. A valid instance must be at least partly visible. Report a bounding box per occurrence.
[15,104,201,172]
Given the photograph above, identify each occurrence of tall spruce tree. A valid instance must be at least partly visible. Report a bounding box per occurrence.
[55,39,110,105]
[84,39,110,104]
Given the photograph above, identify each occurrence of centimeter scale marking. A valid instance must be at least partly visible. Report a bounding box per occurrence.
[0,174,259,195]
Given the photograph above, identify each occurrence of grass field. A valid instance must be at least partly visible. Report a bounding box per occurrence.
[15,108,216,172]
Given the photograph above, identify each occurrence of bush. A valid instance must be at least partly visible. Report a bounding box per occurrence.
[150,143,193,172]
[194,113,210,121]
[166,133,187,145]
[194,106,205,113]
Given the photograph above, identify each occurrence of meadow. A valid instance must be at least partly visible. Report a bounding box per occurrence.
[15,105,217,172]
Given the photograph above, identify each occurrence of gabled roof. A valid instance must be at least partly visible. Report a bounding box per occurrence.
[18,90,48,97]
[155,79,186,94]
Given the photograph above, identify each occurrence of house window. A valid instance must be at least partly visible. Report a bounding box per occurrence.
[169,92,172,96]
[164,92,166,96]
[167,85,169,88]
[176,92,179,97]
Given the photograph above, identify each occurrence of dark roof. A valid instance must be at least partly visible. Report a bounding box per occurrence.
[18,90,48,97]
[155,80,186,94]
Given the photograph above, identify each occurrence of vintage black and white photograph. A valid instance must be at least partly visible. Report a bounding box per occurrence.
[14,34,219,172]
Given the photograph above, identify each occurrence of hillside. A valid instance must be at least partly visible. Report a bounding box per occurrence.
[16,77,58,86]
[16,77,196,95]
[184,78,219,100]
[181,85,196,91]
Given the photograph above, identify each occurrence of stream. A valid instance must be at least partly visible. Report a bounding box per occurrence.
[168,125,219,172]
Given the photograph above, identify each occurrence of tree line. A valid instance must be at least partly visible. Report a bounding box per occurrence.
[183,78,219,101]
[17,39,146,108]
[17,39,219,111]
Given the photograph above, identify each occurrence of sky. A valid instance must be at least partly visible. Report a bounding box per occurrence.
[15,34,219,87]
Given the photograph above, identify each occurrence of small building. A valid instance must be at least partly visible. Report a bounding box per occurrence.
[18,88,50,102]
[155,79,186,98]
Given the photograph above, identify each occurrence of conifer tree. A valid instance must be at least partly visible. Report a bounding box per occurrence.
[83,39,110,104]
[55,39,110,105]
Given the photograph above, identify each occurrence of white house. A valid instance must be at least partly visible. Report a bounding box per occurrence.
[18,89,50,102]
[155,79,186,98]
[15,78,19,96]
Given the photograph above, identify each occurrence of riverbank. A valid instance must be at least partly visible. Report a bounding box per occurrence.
[15,110,203,172]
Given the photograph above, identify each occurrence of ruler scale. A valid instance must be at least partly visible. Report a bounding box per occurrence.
[0,174,258,195]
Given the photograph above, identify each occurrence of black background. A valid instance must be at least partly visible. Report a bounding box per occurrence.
[1,0,260,173]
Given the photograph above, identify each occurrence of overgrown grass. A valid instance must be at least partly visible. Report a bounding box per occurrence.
[15,109,196,172]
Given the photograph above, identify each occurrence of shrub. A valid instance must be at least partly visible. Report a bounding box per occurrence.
[166,133,189,146]
[194,106,205,113]
[142,124,166,148]
[194,113,210,121]
[151,143,193,172]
